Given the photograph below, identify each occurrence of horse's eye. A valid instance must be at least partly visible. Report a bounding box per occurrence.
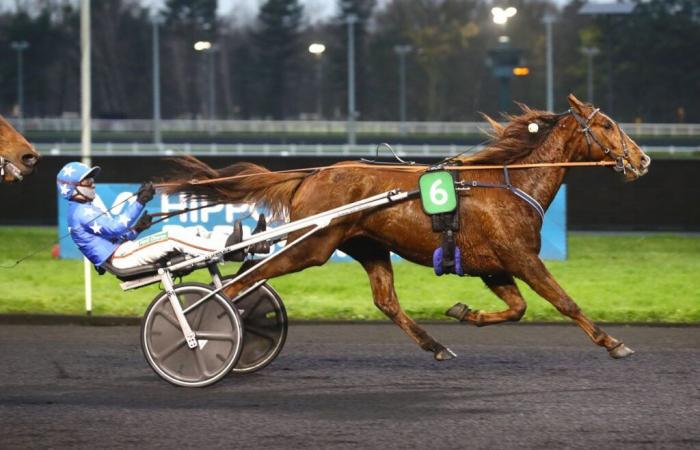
[604,121,613,130]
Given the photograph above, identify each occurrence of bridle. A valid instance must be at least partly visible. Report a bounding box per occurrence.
[568,107,642,177]
[1,156,8,181]
[0,156,23,183]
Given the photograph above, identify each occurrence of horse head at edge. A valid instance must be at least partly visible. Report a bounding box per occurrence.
[0,115,40,184]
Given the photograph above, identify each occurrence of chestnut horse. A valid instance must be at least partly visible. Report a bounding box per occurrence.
[165,95,651,361]
[0,115,40,183]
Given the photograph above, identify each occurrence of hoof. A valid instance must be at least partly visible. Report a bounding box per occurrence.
[434,347,457,361]
[609,343,635,359]
[446,303,471,322]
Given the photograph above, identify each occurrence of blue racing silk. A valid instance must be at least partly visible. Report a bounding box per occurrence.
[67,199,145,266]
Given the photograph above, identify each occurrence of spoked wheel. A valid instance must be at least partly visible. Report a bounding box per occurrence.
[141,282,243,387]
[217,276,288,374]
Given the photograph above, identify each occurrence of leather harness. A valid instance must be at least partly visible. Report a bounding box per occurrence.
[428,107,639,276]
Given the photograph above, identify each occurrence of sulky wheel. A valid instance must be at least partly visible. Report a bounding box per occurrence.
[141,282,243,387]
[217,277,288,374]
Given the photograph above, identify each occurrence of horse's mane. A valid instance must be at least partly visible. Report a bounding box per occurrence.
[461,103,564,165]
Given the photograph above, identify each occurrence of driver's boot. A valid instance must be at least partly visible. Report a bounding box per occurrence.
[224,221,246,262]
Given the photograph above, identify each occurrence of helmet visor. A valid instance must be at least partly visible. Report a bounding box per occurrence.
[80,166,101,182]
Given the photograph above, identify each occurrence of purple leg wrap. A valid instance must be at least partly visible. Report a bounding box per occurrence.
[433,247,444,276]
[454,247,463,276]
[433,247,463,276]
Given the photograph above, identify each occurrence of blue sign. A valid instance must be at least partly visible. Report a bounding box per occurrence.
[58,184,567,261]
[541,185,567,260]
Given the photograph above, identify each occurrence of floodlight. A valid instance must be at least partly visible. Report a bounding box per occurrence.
[492,6,517,24]
[193,41,212,51]
[308,43,326,55]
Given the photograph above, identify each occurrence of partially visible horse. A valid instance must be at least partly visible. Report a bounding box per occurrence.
[0,115,40,183]
[165,94,651,361]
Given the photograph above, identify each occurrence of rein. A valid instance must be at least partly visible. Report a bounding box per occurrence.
[151,161,616,224]
[149,111,636,224]
[153,160,616,189]
[147,201,225,227]
[0,193,138,269]
[151,160,616,222]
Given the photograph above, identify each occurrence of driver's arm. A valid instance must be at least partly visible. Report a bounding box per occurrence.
[82,200,144,239]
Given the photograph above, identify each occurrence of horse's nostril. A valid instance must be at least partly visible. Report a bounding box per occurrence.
[21,154,37,167]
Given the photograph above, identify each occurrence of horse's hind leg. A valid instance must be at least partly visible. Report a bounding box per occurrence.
[341,238,456,361]
[223,226,346,298]
[518,256,634,359]
[447,273,527,326]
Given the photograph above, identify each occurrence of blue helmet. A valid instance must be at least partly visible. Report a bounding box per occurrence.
[57,162,101,200]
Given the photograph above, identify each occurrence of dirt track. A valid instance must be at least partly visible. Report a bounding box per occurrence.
[0,323,698,449]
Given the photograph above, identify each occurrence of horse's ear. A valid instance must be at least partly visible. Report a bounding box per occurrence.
[479,112,504,136]
[567,94,586,113]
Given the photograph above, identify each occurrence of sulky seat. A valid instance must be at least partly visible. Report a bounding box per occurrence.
[96,253,197,282]
[99,262,161,281]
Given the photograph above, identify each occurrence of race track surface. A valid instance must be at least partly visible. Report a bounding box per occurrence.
[0,323,698,449]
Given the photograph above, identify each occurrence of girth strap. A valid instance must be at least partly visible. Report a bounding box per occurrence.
[429,170,463,276]
[456,166,545,221]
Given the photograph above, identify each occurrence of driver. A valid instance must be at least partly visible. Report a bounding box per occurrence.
[57,161,234,270]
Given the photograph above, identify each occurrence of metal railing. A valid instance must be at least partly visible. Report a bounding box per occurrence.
[13,117,700,137]
[37,142,700,158]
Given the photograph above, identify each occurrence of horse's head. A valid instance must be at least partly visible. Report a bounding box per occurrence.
[567,94,650,181]
[0,115,40,183]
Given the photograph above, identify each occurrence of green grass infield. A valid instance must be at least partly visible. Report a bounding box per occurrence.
[0,227,698,323]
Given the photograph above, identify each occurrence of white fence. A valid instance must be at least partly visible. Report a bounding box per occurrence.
[13,117,700,137]
[37,142,700,158]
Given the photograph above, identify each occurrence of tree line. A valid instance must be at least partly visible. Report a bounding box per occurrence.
[0,0,698,123]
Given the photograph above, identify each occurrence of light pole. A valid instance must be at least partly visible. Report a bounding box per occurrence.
[543,13,556,112]
[10,40,29,131]
[579,3,635,114]
[80,0,92,316]
[308,43,326,119]
[581,46,600,103]
[194,40,216,121]
[394,44,412,130]
[346,13,358,146]
[490,7,518,113]
[151,12,163,145]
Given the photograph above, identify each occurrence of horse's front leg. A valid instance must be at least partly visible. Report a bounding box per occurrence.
[517,256,634,359]
[447,273,527,326]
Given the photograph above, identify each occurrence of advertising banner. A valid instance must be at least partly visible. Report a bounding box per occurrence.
[58,184,567,261]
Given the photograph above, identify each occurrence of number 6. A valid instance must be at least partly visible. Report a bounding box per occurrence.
[430,179,448,205]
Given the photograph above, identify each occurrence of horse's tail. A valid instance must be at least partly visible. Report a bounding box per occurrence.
[161,156,309,219]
